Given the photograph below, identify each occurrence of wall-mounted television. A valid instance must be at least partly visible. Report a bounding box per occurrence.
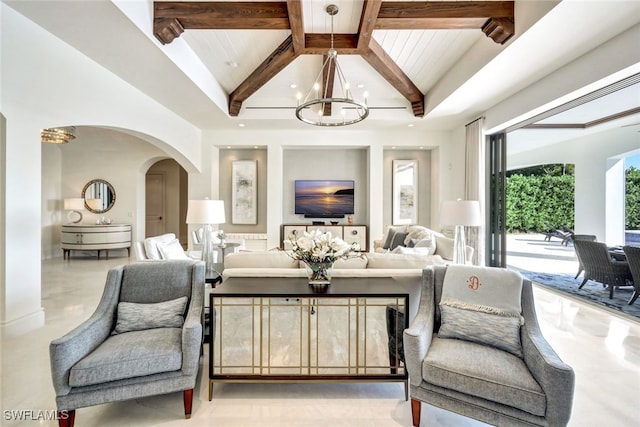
[294,180,354,218]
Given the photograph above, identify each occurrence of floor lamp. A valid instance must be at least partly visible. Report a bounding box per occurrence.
[186,199,226,275]
[441,200,481,264]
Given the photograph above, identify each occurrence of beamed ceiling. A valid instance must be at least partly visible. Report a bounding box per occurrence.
[153,1,514,118]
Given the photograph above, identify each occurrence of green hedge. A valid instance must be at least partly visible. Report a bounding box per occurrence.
[627,167,640,230]
[506,174,574,233]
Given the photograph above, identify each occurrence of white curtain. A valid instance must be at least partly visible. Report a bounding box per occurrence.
[465,118,485,265]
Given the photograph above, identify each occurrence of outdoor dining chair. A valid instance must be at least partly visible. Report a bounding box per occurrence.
[573,240,632,299]
[623,245,640,305]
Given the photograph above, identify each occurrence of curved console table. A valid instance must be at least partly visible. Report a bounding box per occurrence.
[62,224,132,259]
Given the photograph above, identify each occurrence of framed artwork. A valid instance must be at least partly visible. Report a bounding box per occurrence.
[231,160,257,224]
[392,160,418,225]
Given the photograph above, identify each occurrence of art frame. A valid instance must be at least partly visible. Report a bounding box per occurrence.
[392,160,418,225]
[231,160,257,224]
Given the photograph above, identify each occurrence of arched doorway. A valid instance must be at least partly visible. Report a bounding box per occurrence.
[145,159,188,247]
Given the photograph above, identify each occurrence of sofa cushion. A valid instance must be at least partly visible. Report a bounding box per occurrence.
[389,231,409,250]
[157,238,190,260]
[422,337,545,417]
[69,328,182,387]
[225,251,298,269]
[366,252,436,269]
[334,256,368,269]
[143,233,176,260]
[114,296,188,334]
[381,225,408,250]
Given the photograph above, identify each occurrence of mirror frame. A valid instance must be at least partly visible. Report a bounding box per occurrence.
[82,179,116,214]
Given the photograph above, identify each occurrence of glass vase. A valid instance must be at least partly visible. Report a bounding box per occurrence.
[304,261,334,285]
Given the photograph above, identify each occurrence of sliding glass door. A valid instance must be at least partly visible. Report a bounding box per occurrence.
[487,132,507,267]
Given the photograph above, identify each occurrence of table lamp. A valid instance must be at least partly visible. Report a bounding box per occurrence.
[440,200,481,264]
[64,198,85,223]
[186,199,226,275]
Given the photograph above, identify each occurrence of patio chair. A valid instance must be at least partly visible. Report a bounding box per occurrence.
[571,234,597,279]
[573,240,632,299]
[622,245,640,305]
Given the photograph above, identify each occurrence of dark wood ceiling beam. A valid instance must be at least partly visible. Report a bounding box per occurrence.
[286,0,305,53]
[301,34,360,55]
[361,39,424,117]
[322,54,337,117]
[376,1,514,44]
[154,1,290,44]
[357,0,382,51]
[229,35,299,116]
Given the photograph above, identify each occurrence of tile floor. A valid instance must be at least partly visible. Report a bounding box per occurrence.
[1,243,639,426]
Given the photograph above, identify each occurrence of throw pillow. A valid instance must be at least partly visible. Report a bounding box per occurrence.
[113,296,188,334]
[438,265,524,358]
[381,225,408,250]
[157,239,190,260]
[389,231,409,250]
[413,237,436,255]
[143,233,176,260]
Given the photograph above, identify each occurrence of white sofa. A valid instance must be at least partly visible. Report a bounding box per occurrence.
[374,225,474,263]
[222,250,445,324]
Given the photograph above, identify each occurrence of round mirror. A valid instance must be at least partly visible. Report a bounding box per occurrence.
[82,179,116,213]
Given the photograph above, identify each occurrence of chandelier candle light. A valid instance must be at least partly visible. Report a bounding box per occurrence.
[41,126,76,144]
[285,229,361,286]
[295,4,369,126]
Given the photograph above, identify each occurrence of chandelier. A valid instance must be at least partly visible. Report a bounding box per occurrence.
[41,126,76,144]
[295,4,369,126]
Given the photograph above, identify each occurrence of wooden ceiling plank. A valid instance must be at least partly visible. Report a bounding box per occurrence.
[302,34,360,55]
[229,35,299,116]
[357,0,382,51]
[154,1,290,39]
[376,1,515,43]
[322,54,337,117]
[361,39,424,117]
[286,0,305,53]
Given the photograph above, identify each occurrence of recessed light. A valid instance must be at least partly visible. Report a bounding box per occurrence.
[419,146,424,150]
[238,123,245,128]
[226,61,239,68]
[408,124,415,128]
[227,146,231,149]
[290,84,297,89]
[357,84,365,89]
[391,146,397,150]
[254,145,258,149]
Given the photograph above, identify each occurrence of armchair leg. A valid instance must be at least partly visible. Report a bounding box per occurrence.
[629,291,639,305]
[609,285,614,299]
[578,277,588,289]
[58,410,75,427]
[183,388,193,419]
[411,399,421,427]
[389,354,398,374]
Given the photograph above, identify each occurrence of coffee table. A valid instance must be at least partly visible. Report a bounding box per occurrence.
[208,276,409,401]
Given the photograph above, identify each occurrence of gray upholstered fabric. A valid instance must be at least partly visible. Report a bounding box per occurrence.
[439,305,523,357]
[50,260,205,414]
[422,337,544,416]
[114,297,187,334]
[70,328,182,386]
[403,265,575,427]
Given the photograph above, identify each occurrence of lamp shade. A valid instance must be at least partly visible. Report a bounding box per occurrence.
[440,200,481,226]
[64,198,85,211]
[186,199,226,225]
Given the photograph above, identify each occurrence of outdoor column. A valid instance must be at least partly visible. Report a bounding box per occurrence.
[605,158,625,245]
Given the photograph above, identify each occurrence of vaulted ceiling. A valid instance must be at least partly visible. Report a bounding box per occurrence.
[152,1,514,118]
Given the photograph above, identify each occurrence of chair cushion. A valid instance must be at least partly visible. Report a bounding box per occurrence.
[224,251,299,268]
[422,337,546,417]
[157,238,190,260]
[439,265,524,357]
[69,328,183,387]
[114,296,188,334]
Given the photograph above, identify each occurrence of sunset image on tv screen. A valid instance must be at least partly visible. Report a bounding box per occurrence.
[295,180,354,215]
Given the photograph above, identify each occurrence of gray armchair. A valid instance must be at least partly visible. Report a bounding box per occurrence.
[404,265,574,426]
[50,260,205,427]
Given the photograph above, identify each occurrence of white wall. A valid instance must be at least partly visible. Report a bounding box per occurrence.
[1,4,203,336]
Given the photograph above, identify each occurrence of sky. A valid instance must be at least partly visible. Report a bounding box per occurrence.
[626,153,640,170]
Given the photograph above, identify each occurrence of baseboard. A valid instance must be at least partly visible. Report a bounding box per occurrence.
[1,308,45,338]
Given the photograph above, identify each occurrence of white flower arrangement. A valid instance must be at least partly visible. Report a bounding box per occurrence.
[285,229,360,265]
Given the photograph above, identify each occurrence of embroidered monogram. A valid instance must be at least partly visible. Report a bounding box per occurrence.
[467,275,481,291]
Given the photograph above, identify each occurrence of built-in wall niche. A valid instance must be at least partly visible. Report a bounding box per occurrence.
[383,149,431,227]
[282,148,367,225]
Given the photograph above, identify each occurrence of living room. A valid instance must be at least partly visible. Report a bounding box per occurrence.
[2,1,640,426]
